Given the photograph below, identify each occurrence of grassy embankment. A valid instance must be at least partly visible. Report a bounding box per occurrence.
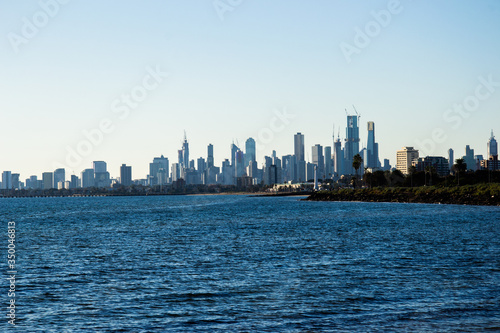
[306,183,500,206]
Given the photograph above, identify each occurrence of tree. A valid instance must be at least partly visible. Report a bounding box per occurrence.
[425,165,436,186]
[409,165,417,187]
[352,154,363,188]
[453,158,467,186]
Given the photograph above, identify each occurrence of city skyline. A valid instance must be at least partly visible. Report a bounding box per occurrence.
[0,125,497,186]
[1,1,500,177]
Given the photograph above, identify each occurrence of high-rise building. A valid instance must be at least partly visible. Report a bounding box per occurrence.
[448,148,454,172]
[171,163,181,182]
[344,115,360,175]
[1,171,12,189]
[30,175,38,189]
[414,156,450,177]
[230,143,239,167]
[54,168,65,188]
[149,156,169,185]
[11,174,20,190]
[177,150,183,165]
[333,136,343,176]
[396,147,419,175]
[93,161,110,188]
[182,132,189,170]
[93,161,107,173]
[324,146,332,179]
[366,121,380,169]
[120,164,132,186]
[294,132,305,162]
[383,159,391,171]
[70,175,79,189]
[207,144,214,168]
[296,160,306,182]
[197,157,206,173]
[42,172,53,190]
[245,138,256,167]
[311,144,324,179]
[221,159,234,185]
[235,150,245,178]
[487,130,497,158]
[81,169,95,188]
[464,145,476,171]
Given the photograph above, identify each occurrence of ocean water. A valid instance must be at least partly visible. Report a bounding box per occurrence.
[1,195,499,332]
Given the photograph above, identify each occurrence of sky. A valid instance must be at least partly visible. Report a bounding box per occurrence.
[1,0,500,180]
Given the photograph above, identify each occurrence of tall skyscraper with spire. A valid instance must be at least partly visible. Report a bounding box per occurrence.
[487,130,497,158]
[182,131,189,170]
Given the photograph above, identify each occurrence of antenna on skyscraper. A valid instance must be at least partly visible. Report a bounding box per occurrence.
[345,108,348,116]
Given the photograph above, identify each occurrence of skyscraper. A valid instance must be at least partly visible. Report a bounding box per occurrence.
[448,148,454,171]
[333,136,343,176]
[207,144,214,168]
[1,171,12,189]
[149,155,169,185]
[294,132,305,162]
[42,172,53,190]
[70,175,79,189]
[182,131,189,170]
[488,130,498,158]
[235,150,245,178]
[230,142,239,167]
[294,133,305,182]
[171,163,181,182]
[366,121,380,169]
[344,115,360,175]
[311,144,324,179]
[245,138,256,167]
[464,145,475,171]
[93,161,110,188]
[54,168,66,188]
[120,164,132,186]
[81,169,95,188]
[93,161,107,173]
[324,146,332,179]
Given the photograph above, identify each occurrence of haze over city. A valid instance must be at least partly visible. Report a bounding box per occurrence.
[1,0,500,178]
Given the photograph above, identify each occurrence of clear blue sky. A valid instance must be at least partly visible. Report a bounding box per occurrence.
[1,0,499,179]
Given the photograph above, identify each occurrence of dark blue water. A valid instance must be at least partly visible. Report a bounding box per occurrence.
[1,195,499,332]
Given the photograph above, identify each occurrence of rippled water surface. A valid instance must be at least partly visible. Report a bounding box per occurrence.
[1,195,499,332]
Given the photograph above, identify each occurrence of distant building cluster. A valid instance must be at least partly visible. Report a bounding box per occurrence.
[395,130,498,176]
[0,116,498,190]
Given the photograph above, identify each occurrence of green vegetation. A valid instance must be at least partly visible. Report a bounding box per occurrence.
[307,183,500,206]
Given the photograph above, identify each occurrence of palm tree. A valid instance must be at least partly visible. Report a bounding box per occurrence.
[425,165,435,186]
[409,165,416,187]
[352,154,363,188]
[453,158,467,186]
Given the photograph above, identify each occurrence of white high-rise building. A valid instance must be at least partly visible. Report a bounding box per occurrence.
[396,147,419,175]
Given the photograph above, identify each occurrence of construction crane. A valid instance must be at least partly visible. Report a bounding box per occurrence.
[352,105,361,122]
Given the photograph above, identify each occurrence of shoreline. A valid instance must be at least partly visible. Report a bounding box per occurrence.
[304,184,500,207]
